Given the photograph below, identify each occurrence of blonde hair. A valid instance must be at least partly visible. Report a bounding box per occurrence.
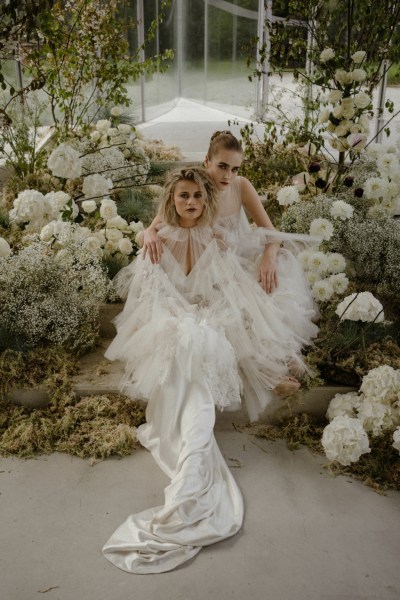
[206,130,243,160]
[158,167,219,227]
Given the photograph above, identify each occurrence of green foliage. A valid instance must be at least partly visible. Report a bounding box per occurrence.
[117,186,159,226]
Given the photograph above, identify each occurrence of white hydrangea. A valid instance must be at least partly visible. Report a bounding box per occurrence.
[82,200,97,214]
[47,143,82,179]
[328,272,349,295]
[82,174,113,200]
[335,292,384,323]
[312,279,334,302]
[326,252,346,274]
[363,177,388,200]
[277,185,300,206]
[0,237,11,258]
[330,200,354,221]
[321,415,370,466]
[360,365,400,404]
[392,427,400,453]
[9,189,47,225]
[357,399,399,437]
[118,238,133,255]
[326,392,361,421]
[309,218,334,241]
[99,198,118,220]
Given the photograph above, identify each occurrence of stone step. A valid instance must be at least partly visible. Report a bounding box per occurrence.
[8,340,355,429]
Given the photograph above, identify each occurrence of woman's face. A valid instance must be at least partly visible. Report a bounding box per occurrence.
[205,149,243,192]
[173,180,206,227]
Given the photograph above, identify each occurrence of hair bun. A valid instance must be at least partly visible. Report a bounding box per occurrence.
[210,130,233,141]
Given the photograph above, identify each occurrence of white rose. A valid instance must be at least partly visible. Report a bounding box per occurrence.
[328,89,343,104]
[93,229,106,247]
[312,279,334,302]
[332,105,343,119]
[354,91,371,109]
[104,240,118,254]
[335,70,353,85]
[276,185,300,206]
[330,200,354,221]
[326,121,337,133]
[341,105,356,119]
[105,227,123,242]
[309,217,334,241]
[347,133,367,152]
[108,127,118,137]
[351,50,367,64]
[106,215,129,230]
[318,108,330,124]
[96,119,111,134]
[352,68,367,82]
[82,236,102,252]
[82,200,97,214]
[335,292,384,323]
[329,272,349,295]
[335,124,350,137]
[349,124,363,134]
[320,48,335,62]
[358,113,370,133]
[111,106,123,117]
[322,416,370,465]
[100,198,118,220]
[0,237,11,258]
[82,174,113,200]
[47,143,82,179]
[118,237,133,255]
[90,130,101,143]
[326,392,361,421]
[326,252,346,274]
[129,220,144,234]
[118,123,131,134]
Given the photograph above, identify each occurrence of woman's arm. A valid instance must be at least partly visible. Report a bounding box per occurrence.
[142,213,163,263]
[240,177,280,294]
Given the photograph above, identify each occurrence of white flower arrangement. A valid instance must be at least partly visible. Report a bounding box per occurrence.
[360,365,400,405]
[335,292,384,323]
[47,143,82,179]
[326,252,346,274]
[277,185,300,206]
[326,391,361,421]
[321,415,371,465]
[328,272,349,295]
[82,200,97,214]
[351,51,366,64]
[330,200,354,221]
[82,173,113,199]
[320,48,335,62]
[312,279,334,302]
[309,217,334,241]
[99,198,118,221]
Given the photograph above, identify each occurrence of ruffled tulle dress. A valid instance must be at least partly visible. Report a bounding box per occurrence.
[102,178,318,574]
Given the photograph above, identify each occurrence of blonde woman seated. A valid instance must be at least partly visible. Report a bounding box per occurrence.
[103,167,317,575]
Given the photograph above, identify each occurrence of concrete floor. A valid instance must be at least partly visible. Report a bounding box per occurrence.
[1,432,399,600]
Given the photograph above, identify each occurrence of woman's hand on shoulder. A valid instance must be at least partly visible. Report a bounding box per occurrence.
[142,226,163,264]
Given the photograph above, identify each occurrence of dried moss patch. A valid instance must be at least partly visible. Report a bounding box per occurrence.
[245,414,400,493]
[0,394,146,460]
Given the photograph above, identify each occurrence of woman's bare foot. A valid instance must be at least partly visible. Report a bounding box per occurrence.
[274,376,301,398]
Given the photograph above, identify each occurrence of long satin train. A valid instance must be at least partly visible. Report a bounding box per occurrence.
[102,362,244,574]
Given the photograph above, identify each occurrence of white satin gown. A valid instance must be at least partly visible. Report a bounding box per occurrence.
[103,179,318,574]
